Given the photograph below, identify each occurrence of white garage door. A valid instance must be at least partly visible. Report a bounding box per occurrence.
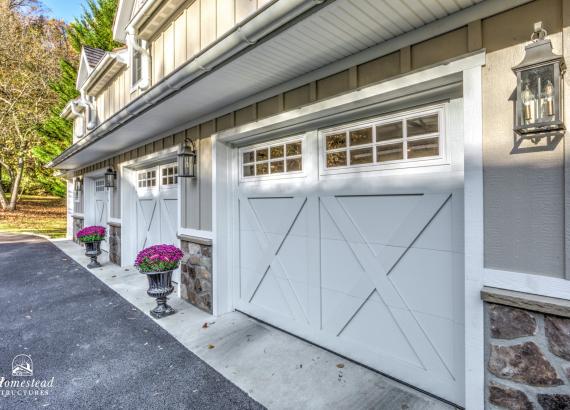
[236,105,465,405]
[94,178,109,252]
[136,163,179,278]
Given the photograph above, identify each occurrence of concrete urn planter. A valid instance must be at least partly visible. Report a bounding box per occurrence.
[142,270,175,319]
[84,240,102,268]
[134,244,184,319]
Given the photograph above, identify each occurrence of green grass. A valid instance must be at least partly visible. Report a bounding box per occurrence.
[0,195,67,238]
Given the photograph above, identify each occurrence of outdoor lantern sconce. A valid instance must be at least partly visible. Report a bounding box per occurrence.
[178,137,197,178]
[104,167,117,189]
[513,22,565,136]
[74,177,83,199]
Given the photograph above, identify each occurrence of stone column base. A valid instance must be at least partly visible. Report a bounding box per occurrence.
[179,236,212,314]
[482,287,570,409]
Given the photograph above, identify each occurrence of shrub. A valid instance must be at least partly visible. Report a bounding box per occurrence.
[76,225,106,243]
[135,244,184,273]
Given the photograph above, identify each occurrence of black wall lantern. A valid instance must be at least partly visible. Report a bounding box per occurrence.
[178,137,197,178]
[74,177,83,199]
[104,167,117,188]
[513,22,565,135]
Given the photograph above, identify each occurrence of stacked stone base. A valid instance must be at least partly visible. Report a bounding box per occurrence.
[485,297,570,409]
[180,237,212,313]
[72,216,84,244]
[108,223,121,266]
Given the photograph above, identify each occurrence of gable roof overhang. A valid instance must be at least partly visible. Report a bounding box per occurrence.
[76,46,106,89]
[81,51,128,95]
[49,0,533,171]
[61,99,84,120]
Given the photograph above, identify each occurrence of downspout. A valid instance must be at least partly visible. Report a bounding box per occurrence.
[127,27,150,91]
[76,90,97,130]
[69,101,85,138]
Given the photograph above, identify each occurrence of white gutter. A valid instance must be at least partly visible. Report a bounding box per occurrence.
[48,0,325,168]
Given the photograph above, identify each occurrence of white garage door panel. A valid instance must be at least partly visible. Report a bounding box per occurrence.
[238,189,464,404]
[135,163,179,279]
[94,179,109,252]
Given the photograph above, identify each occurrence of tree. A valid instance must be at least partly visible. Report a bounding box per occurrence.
[34,0,120,197]
[0,3,68,210]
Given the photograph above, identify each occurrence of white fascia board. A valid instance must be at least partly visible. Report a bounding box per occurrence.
[112,0,136,43]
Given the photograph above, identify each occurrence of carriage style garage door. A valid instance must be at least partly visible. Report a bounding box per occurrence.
[135,163,179,278]
[94,178,109,252]
[235,104,465,405]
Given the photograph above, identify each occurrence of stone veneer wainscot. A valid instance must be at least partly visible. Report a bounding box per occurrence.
[482,287,570,409]
[72,215,84,244]
[179,235,212,313]
[108,222,121,266]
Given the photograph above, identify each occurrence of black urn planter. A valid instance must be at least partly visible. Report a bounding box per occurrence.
[142,270,175,319]
[84,241,102,268]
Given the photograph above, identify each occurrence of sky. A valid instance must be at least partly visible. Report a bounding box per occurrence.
[42,0,85,22]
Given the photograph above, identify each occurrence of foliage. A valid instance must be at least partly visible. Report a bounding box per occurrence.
[35,0,120,199]
[0,195,66,238]
[0,2,69,210]
[68,0,121,52]
[76,225,106,242]
[135,245,185,273]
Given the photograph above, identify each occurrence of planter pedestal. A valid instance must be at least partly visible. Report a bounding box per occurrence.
[142,270,175,319]
[84,241,102,268]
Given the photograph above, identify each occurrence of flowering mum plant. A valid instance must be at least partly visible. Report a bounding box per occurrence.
[135,244,184,273]
[76,226,106,243]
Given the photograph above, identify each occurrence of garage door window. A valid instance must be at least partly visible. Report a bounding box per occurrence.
[95,178,105,192]
[138,170,156,188]
[161,165,178,186]
[241,138,303,179]
[324,107,443,170]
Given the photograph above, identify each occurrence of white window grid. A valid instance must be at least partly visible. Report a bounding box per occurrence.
[137,169,157,188]
[95,179,105,192]
[323,107,444,170]
[240,138,303,179]
[161,164,178,186]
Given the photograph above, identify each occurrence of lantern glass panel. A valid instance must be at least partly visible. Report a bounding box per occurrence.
[104,171,115,188]
[178,152,196,177]
[519,64,556,126]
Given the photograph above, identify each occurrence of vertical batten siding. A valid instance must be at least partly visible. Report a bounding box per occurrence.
[201,0,217,49]
[187,1,201,58]
[96,0,267,122]
[174,10,187,68]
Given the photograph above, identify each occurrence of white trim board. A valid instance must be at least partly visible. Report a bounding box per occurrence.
[484,268,570,301]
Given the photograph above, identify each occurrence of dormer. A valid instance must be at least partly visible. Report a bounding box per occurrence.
[76,46,106,89]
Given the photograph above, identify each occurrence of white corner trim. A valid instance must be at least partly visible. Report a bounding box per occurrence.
[484,268,570,301]
[214,51,485,144]
[463,65,485,409]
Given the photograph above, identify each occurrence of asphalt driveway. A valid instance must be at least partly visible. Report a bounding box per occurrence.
[0,233,264,410]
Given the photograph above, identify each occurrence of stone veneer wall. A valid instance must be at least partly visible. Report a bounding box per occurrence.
[180,238,212,313]
[72,216,84,244]
[108,224,121,266]
[485,302,570,409]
